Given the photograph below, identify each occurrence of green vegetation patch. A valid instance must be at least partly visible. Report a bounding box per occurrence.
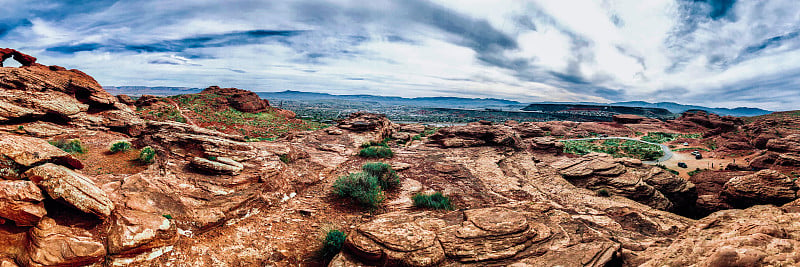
[640,132,679,143]
[362,162,400,190]
[655,164,680,175]
[320,229,347,260]
[673,147,711,152]
[332,172,385,207]
[49,139,86,154]
[688,168,708,176]
[138,146,156,164]
[562,139,663,161]
[109,141,132,153]
[358,146,394,158]
[412,192,453,210]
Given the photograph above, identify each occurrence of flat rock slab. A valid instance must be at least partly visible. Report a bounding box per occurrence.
[108,209,177,255]
[0,180,46,226]
[25,163,114,218]
[0,134,83,169]
[463,207,528,236]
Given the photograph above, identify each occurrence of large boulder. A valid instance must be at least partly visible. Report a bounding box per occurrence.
[721,169,799,208]
[639,205,800,266]
[345,212,446,266]
[766,134,800,153]
[200,86,269,113]
[24,163,114,218]
[107,209,178,256]
[428,124,523,149]
[0,180,46,226]
[22,218,105,267]
[552,153,696,212]
[0,134,83,170]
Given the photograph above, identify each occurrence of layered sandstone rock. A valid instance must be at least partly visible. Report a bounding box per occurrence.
[766,134,800,153]
[24,163,114,219]
[552,153,696,212]
[639,205,800,266]
[0,134,83,169]
[721,169,799,208]
[0,180,46,226]
[22,218,106,267]
[428,123,523,149]
[107,209,177,256]
[190,156,244,175]
[200,86,269,113]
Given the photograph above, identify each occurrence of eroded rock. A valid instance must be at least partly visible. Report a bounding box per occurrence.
[0,135,83,169]
[107,209,177,255]
[0,180,46,226]
[721,169,799,208]
[25,163,114,218]
[22,218,105,267]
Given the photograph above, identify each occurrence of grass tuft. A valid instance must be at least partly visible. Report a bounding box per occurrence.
[109,141,132,153]
[320,229,346,260]
[358,146,394,158]
[362,162,400,190]
[49,139,86,154]
[138,146,156,164]
[412,192,453,210]
[332,172,385,207]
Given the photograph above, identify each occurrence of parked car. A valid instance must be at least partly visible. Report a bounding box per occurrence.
[695,153,703,159]
[682,142,689,146]
[678,162,688,168]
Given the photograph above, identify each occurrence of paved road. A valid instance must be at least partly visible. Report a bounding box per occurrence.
[558,137,673,164]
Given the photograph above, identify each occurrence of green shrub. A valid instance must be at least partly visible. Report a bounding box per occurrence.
[320,229,347,259]
[362,162,400,190]
[358,146,394,158]
[411,135,422,141]
[279,154,291,163]
[655,164,679,175]
[687,168,707,176]
[332,172,385,207]
[138,146,156,164]
[597,189,611,197]
[412,192,453,210]
[109,141,132,153]
[49,139,86,154]
[361,141,389,148]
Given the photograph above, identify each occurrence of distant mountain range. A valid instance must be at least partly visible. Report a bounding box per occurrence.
[103,87,773,117]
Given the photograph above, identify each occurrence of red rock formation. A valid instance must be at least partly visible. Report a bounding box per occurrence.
[200,86,269,113]
[0,48,38,67]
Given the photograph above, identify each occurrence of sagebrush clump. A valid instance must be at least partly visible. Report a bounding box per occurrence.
[109,140,132,153]
[139,146,156,164]
[362,162,400,190]
[320,229,346,260]
[358,146,394,158]
[332,172,385,207]
[49,139,86,154]
[412,192,453,210]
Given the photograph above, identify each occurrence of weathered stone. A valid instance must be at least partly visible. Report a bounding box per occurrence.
[0,135,83,169]
[25,163,114,218]
[721,169,799,208]
[200,86,269,113]
[190,157,243,175]
[0,180,46,226]
[107,209,178,255]
[22,218,105,267]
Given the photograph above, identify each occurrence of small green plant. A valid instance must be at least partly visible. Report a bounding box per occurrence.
[332,172,385,207]
[138,146,156,164]
[362,162,400,190]
[687,168,708,176]
[320,229,347,260]
[360,141,389,148]
[358,146,394,158]
[109,141,132,153]
[279,154,291,163]
[597,188,611,197]
[655,164,679,175]
[412,192,453,210]
[162,214,173,220]
[411,135,422,141]
[17,125,24,131]
[207,156,217,161]
[49,139,86,154]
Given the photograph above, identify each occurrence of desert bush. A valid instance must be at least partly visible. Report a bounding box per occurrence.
[412,192,453,210]
[109,141,132,153]
[597,188,611,197]
[358,146,394,158]
[138,146,156,164]
[687,168,708,176]
[49,139,86,154]
[320,229,347,260]
[360,141,389,148]
[332,172,385,207]
[362,162,400,190]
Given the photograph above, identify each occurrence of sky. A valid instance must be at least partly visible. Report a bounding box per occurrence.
[1,0,799,110]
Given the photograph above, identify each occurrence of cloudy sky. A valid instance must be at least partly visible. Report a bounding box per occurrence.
[1,0,799,110]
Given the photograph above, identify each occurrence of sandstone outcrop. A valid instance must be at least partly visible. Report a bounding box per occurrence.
[721,169,799,208]
[200,86,269,113]
[0,134,83,170]
[766,134,800,153]
[190,156,244,175]
[22,218,106,267]
[0,180,46,226]
[639,205,800,266]
[0,48,37,67]
[612,114,659,124]
[552,153,696,212]
[24,163,114,219]
[428,123,523,149]
[107,209,177,256]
